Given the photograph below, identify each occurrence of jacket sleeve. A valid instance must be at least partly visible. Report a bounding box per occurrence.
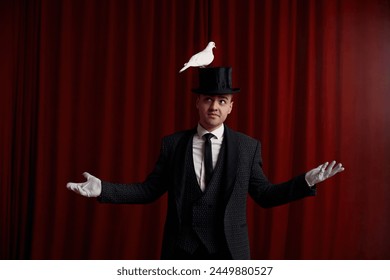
[248,141,316,208]
[98,138,170,204]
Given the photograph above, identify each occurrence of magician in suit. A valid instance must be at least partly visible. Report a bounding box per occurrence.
[67,67,345,260]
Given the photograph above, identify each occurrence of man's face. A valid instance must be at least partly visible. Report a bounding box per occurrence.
[196,94,234,131]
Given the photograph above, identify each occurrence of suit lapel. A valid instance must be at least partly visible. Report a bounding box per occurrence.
[172,128,196,223]
[223,125,239,204]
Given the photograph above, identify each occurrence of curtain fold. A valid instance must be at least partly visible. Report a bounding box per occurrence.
[1,0,389,259]
[0,0,42,259]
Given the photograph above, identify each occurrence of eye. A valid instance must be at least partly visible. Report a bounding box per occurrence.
[220,100,227,105]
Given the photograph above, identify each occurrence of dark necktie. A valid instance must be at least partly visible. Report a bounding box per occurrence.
[203,133,214,185]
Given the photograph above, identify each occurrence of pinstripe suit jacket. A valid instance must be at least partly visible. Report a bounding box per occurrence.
[100,124,316,259]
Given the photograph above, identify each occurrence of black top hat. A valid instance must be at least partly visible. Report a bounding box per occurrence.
[192,67,240,95]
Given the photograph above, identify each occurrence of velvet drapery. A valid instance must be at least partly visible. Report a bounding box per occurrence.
[1,0,389,259]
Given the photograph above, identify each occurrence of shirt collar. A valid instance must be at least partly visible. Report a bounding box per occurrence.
[197,123,224,140]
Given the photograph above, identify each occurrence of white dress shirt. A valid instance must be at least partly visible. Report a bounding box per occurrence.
[193,124,224,191]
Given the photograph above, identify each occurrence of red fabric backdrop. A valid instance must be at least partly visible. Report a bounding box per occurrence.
[1,0,389,259]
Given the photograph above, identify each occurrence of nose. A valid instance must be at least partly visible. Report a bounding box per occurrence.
[209,100,218,110]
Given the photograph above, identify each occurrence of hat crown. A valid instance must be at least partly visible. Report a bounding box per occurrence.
[192,67,240,95]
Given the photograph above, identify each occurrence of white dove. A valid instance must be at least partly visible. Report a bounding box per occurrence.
[179,41,216,73]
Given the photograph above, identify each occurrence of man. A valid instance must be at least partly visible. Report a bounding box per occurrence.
[67,67,344,259]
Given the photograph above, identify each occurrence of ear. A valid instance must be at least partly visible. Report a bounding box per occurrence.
[228,101,234,114]
[196,95,200,109]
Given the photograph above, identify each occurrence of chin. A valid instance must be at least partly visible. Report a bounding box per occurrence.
[207,123,222,130]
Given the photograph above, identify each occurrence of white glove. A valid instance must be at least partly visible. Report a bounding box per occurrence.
[305,161,345,187]
[66,172,102,197]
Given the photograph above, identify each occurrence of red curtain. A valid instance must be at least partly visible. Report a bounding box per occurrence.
[1,0,389,259]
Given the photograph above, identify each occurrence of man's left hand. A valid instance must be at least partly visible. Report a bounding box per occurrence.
[305,161,345,187]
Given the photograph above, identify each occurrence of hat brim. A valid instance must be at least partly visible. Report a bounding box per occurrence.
[191,88,240,95]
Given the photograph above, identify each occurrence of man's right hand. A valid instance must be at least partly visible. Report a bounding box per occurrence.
[66,172,102,197]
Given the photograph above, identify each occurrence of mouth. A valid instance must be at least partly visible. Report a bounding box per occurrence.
[208,113,220,118]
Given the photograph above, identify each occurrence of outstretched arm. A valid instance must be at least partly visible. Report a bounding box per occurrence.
[66,137,171,204]
[248,142,345,208]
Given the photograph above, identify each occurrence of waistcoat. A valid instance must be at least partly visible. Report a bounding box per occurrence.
[176,138,227,254]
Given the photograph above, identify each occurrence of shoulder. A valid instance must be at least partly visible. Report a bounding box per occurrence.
[161,128,196,147]
[225,125,260,145]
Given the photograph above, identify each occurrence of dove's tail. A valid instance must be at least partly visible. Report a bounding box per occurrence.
[179,64,189,73]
